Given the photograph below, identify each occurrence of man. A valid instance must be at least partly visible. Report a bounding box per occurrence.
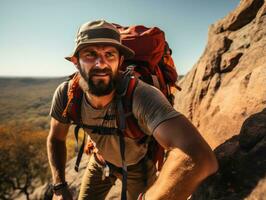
[47,20,218,200]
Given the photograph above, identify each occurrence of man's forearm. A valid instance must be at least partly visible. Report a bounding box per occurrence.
[47,135,67,184]
[145,148,217,200]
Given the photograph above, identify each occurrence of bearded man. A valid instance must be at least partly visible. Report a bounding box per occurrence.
[47,20,218,200]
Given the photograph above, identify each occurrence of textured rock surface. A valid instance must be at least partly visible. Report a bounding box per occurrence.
[175,0,266,148]
[174,0,266,199]
[191,108,266,200]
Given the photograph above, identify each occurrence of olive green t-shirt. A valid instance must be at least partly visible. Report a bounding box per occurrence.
[50,79,180,167]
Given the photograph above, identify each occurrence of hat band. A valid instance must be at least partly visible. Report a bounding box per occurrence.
[77,28,120,44]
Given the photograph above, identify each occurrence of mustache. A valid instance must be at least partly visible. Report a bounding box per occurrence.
[89,67,113,76]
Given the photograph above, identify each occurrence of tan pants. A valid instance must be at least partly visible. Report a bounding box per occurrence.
[78,154,157,200]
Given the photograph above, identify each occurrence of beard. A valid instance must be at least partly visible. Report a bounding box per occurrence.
[79,66,117,97]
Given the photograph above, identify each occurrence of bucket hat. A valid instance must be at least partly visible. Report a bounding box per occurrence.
[65,20,135,61]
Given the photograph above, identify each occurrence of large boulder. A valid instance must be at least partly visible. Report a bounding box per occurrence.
[174,0,266,198]
[191,108,266,200]
[175,0,266,148]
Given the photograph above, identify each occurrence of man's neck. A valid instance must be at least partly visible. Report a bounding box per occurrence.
[85,91,115,109]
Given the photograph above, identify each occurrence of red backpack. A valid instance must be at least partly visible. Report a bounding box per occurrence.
[117,24,180,103]
[114,24,180,169]
[62,24,180,200]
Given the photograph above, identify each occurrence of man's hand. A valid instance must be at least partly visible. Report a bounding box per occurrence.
[52,186,73,200]
[146,114,218,200]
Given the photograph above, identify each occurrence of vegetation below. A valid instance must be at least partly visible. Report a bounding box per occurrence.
[0,77,65,130]
[0,77,78,199]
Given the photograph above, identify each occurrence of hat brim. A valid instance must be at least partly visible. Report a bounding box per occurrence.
[65,39,135,62]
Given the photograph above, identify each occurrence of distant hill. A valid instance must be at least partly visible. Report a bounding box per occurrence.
[0,77,66,130]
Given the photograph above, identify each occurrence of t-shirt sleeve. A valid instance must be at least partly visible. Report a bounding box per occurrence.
[132,80,181,135]
[49,81,71,124]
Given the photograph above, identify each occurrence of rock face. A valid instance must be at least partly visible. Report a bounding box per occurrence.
[175,0,266,148]
[174,0,266,199]
[191,108,266,200]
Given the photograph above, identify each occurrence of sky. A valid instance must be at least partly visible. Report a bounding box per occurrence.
[0,0,240,77]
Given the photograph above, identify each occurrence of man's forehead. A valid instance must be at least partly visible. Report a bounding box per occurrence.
[80,45,119,53]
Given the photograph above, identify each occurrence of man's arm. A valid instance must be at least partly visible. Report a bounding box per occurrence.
[145,114,218,200]
[47,117,72,199]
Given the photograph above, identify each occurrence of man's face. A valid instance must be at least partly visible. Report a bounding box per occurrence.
[77,45,123,96]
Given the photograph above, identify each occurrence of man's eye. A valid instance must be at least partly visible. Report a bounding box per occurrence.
[106,52,115,58]
[85,52,97,58]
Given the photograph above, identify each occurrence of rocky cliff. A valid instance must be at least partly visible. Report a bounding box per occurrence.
[191,109,266,200]
[174,0,266,199]
[175,0,266,148]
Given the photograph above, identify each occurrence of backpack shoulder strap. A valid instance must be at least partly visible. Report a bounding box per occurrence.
[121,69,165,171]
[61,72,85,172]
[124,72,138,109]
[116,66,136,96]
[117,67,147,139]
[62,72,83,124]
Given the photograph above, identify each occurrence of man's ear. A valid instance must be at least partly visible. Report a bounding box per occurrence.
[119,55,124,66]
[71,56,81,71]
[71,56,78,66]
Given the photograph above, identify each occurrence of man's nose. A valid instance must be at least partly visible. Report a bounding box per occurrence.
[95,56,106,68]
